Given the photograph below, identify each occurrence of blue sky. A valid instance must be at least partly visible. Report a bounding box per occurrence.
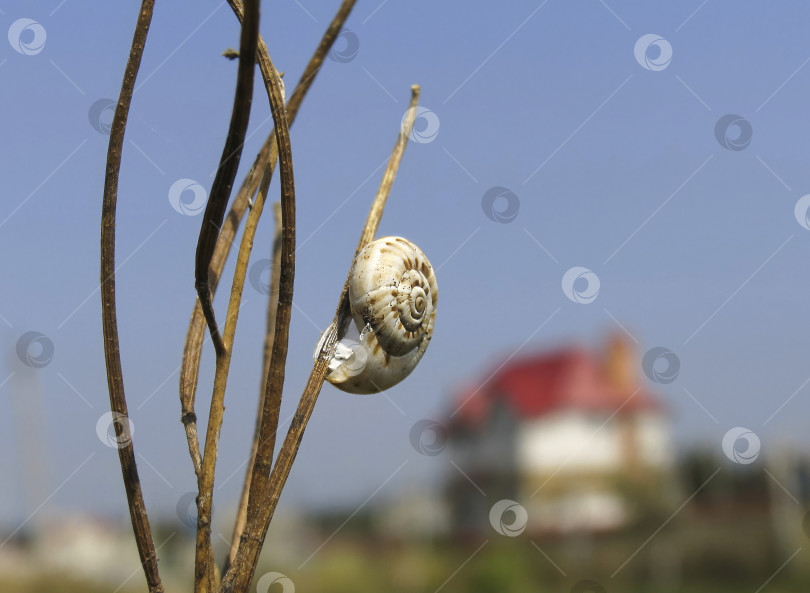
[2,0,810,526]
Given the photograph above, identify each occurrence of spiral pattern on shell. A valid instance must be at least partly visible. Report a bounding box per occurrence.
[321,236,437,394]
[349,237,437,357]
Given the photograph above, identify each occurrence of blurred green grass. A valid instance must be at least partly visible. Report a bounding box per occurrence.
[3,453,807,593]
[2,522,807,593]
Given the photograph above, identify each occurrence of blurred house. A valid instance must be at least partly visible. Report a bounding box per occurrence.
[446,334,673,534]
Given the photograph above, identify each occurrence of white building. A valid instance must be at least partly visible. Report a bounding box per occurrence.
[447,334,673,534]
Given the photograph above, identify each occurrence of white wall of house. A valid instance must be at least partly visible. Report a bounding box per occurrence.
[517,410,623,473]
[515,409,671,532]
[516,409,670,474]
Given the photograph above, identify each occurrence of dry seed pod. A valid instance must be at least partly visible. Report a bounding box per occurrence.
[321,236,438,394]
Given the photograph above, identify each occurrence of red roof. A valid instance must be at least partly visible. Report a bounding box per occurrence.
[451,343,662,430]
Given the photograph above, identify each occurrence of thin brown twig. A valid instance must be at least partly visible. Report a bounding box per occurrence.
[229,0,357,123]
[195,159,273,593]
[336,85,422,331]
[179,0,357,481]
[100,1,163,592]
[181,147,266,478]
[362,86,422,247]
[225,201,282,573]
[221,85,421,593]
[220,3,360,582]
[211,10,296,593]
[258,202,284,425]
[193,3,260,591]
[193,0,260,359]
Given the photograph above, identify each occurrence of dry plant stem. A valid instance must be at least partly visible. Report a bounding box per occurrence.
[194,0,260,359]
[195,164,272,593]
[211,26,296,593]
[182,149,269,477]
[221,85,421,593]
[286,0,358,122]
[230,0,357,119]
[193,3,260,590]
[363,86,421,246]
[259,204,285,419]
[180,0,357,480]
[225,202,282,572]
[335,85,421,330]
[100,1,163,592]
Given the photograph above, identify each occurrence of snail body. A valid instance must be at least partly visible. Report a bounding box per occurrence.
[322,236,437,394]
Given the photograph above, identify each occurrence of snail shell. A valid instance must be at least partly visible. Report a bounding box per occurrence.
[322,236,438,394]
